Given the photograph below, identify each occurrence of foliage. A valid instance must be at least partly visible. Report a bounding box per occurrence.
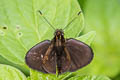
[78,0,120,79]
[0,0,112,80]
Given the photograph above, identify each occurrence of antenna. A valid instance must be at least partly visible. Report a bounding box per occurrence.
[63,11,82,30]
[38,10,55,30]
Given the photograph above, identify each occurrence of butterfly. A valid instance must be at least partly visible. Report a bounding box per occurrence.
[25,11,94,74]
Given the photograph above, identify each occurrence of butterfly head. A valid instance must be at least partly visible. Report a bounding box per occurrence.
[54,29,64,40]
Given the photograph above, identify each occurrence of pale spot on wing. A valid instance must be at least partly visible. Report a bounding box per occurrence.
[41,54,43,58]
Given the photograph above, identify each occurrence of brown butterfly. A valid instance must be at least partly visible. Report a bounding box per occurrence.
[25,11,93,74]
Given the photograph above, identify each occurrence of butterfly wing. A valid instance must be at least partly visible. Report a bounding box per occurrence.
[25,40,50,73]
[42,44,57,74]
[66,39,94,72]
[42,44,71,74]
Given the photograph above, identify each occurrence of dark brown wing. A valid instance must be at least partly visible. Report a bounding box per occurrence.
[42,44,57,74]
[42,44,71,74]
[25,40,50,73]
[66,39,93,72]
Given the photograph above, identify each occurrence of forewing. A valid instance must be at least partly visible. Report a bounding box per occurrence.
[66,39,93,72]
[25,40,50,73]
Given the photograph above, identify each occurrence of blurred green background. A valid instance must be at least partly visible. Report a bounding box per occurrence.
[0,0,120,80]
[78,0,120,79]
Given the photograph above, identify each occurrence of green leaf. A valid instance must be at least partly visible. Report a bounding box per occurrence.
[58,72,74,80]
[0,64,27,80]
[68,75,111,80]
[76,31,96,45]
[0,0,84,78]
[30,69,57,80]
[27,77,31,80]
[0,0,84,72]
[0,55,29,76]
[26,0,84,79]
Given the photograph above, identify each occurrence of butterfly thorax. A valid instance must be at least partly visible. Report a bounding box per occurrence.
[53,29,65,48]
[53,29,66,73]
